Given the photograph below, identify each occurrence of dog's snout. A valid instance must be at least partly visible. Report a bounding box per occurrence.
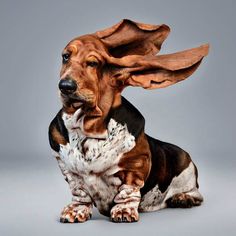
[59,79,77,94]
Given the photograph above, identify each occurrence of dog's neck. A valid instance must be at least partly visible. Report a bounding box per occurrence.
[83,91,122,138]
[63,92,122,139]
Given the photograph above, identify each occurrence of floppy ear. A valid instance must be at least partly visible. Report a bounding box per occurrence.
[110,44,209,89]
[95,19,170,57]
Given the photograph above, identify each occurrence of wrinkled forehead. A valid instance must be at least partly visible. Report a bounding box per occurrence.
[62,35,107,55]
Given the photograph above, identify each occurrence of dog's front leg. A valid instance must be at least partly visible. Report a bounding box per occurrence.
[111,184,141,223]
[56,157,93,223]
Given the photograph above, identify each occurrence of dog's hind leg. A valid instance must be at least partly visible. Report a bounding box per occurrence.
[163,161,203,209]
[139,161,203,212]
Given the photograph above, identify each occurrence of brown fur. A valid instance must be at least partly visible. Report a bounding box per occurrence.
[51,125,67,145]
[116,132,151,187]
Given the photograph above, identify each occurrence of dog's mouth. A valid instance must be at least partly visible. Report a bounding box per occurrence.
[60,92,95,110]
[72,101,83,109]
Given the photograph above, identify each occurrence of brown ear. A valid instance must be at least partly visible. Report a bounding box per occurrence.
[95,19,170,57]
[111,44,209,89]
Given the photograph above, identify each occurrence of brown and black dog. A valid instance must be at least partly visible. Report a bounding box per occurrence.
[48,19,209,223]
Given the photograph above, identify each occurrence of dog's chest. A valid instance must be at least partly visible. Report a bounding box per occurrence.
[59,110,135,174]
[58,110,136,209]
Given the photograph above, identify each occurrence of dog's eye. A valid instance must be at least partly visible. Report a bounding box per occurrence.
[86,61,99,67]
[62,53,70,64]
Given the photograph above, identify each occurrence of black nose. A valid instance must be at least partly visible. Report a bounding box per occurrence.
[59,79,77,94]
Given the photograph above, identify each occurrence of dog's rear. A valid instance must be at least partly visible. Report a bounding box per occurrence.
[140,135,203,211]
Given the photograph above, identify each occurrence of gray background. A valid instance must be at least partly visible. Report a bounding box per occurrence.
[0,0,235,235]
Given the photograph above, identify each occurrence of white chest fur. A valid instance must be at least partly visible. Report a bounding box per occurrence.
[56,109,136,211]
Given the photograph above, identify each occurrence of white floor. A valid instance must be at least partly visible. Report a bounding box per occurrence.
[1,152,235,236]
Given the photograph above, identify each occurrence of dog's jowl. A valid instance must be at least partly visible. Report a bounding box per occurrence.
[48,19,209,223]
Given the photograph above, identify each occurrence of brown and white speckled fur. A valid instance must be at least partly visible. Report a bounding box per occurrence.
[55,109,136,214]
[48,19,208,223]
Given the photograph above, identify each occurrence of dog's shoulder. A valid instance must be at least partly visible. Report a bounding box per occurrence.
[48,109,69,152]
[108,96,145,139]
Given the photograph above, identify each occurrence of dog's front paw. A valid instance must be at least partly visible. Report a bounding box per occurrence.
[110,203,139,223]
[60,203,92,223]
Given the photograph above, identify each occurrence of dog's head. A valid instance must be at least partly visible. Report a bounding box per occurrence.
[59,19,209,138]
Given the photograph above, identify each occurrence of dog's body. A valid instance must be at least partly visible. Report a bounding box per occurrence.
[48,19,208,223]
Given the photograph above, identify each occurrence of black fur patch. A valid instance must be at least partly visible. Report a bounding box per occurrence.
[48,109,69,152]
[108,96,145,139]
[141,135,191,196]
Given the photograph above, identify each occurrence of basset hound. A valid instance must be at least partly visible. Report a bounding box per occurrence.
[48,19,209,223]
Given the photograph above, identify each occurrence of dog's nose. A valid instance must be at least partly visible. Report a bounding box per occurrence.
[59,79,77,94]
